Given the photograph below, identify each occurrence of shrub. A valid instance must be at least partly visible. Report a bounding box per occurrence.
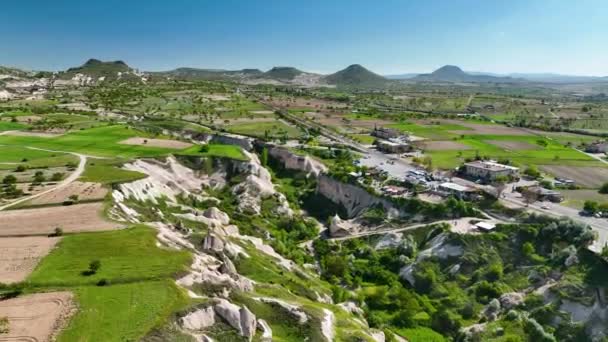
[600,182,608,194]
[88,260,101,274]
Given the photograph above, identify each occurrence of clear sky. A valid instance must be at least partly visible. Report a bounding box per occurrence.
[2,0,607,75]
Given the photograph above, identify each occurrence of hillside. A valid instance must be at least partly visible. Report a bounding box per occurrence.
[155,67,263,80]
[323,64,389,87]
[262,66,304,80]
[414,65,524,83]
[59,59,141,81]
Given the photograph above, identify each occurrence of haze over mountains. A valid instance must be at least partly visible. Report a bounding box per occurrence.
[2,59,607,87]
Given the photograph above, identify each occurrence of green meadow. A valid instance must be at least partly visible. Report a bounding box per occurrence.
[25,226,192,341]
[225,120,304,139]
[0,145,79,170]
[0,124,246,161]
[426,134,600,169]
[28,226,191,286]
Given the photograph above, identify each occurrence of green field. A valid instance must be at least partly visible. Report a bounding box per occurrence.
[0,120,27,131]
[180,143,247,160]
[426,135,598,169]
[58,280,188,342]
[25,226,192,341]
[225,121,304,139]
[79,159,147,184]
[0,125,245,161]
[388,122,471,140]
[28,226,191,286]
[0,125,180,158]
[0,145,79,170]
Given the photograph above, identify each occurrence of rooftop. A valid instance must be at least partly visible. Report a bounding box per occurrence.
[464,160,519,172]
[439,182,474,193]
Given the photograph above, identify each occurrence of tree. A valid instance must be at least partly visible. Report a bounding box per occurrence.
[33,171,46,184]
[599,182,608,194]
[524,166,541,179]
[51,172,65,182]
[583,200,599,214]
[521,188,538,206]
[260,147,269,166]
[2,175,17,185]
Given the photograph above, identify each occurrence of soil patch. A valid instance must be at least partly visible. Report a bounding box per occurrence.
[0,291,74,342]
[443,121,531,136]
[3,131,63,138]
[540,165,608,188]
[119,137,192,149]
[0,202,122,237]
[486,140,541,150]
[0,236,60,283]
[421,140,472,151]
[27,181,108,206]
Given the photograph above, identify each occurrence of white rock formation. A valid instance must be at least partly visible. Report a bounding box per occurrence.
[268,146,327,177]
[213,299,257,340]
[257,319,273,341]
[321,309,335,341]
[338,301,364,316]
[116,156,203,204]
[254,297,308,323]
[180,306,216,330]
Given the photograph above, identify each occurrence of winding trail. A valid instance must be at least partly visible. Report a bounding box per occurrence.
[0,147,87,211]
[329,216,501,241]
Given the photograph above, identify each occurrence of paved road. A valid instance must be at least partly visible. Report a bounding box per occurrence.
[0,147,87,211]
[501,186,608,253]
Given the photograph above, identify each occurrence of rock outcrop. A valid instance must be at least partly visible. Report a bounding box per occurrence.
[267,145,327,177]
[329,214,360,237]
[214,299,257,340]
[257,319,273,341]
[317,174,393,218]
[180,306,216,330]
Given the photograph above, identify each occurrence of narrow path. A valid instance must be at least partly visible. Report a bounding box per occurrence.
[0,147,87,211]
[329,216,499,241]
[577,149,608,166]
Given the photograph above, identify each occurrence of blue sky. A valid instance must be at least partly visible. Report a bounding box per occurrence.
[2,0,607,75]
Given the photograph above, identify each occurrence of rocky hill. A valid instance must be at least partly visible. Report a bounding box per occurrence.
[155,67,263,81]
[57,59,145,83]
[414,65,525,83]
[323,64,389,87]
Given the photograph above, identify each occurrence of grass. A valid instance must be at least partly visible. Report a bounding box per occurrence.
[58,280,189,342]
[0,145,79,170]
[348,133,375,144]
[0,125,183,158]
[393,327,446,342]
[224,121,304,139]
[0,120,27,131]
[23,224,193,341]
[179,143,247,160]
[387,122,471,140]
[28,226,191,287]
[425,134,600,169]
[79,159,147,184]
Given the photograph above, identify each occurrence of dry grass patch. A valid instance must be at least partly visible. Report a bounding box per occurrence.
[449,122,530,136]
[0,236,60,283]
[421,140,472,151]
[0,291,75,342]
[486,140,540,150]
[27,181,107,206]
[2,131,64,138]
[540,165,608,188]
[119,137,192,149]
[0,202,122,237]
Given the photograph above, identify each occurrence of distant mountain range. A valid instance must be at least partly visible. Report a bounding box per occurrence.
[2,59,608,88]
[387,65,608,84]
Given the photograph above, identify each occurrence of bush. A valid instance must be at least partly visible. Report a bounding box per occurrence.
[600,182,608,194]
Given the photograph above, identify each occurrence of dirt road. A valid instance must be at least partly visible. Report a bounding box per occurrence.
[0,147,87,210]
